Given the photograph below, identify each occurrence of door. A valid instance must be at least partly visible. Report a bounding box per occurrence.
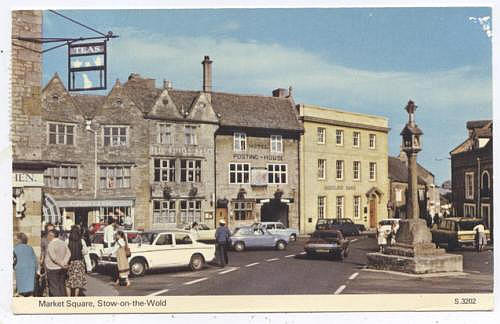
[75,208,90,229]
[216,207,228,227]
[369,199,377,228]
[481,204,491,229]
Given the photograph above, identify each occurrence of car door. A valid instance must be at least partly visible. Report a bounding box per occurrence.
[261,229,276,247]
[173,232,195,266]
[265,223,276,235]
[151,233,175,268]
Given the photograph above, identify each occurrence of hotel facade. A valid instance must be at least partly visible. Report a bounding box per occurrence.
[298,104,389,234]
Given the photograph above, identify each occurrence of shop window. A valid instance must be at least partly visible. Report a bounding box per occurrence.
[153,200,176,224]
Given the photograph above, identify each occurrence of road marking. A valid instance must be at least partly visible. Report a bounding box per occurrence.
[147,288,169,296]
[183,277,208,285]
[219,267,239,274]
[351,239,358,243]
[285,254,295,258]
[245,262,260,267]
[334,285,346,295]
[266,258,280,262]
[349,272,359,280]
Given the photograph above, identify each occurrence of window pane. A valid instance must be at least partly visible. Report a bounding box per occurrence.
[49,124,56,132]
[112,127,118,135]
[49,133,56,144]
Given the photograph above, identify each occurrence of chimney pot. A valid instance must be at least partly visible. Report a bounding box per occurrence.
[272,88,287,98]
[202,55,213,93]
[163,80,172,90]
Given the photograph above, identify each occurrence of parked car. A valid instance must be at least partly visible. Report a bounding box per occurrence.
[431,217,491,250]
[181,223,216,242]
[89,230,142,272]
[230,226,289,252]
[252,222,299,241]
[304,229,350,261]
[315,218,361,236]
[99,230,215,276]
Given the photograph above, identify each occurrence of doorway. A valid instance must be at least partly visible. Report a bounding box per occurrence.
[215,207,228,227]
[75,208,91,229]
[369,198,377,228]
[261,200,289,227]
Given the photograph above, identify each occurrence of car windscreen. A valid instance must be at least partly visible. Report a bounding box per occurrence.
[458,221,483,231]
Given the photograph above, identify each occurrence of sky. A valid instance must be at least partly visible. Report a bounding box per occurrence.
[41,7,493,185]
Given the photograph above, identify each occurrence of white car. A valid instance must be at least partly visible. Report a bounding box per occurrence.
[252,222,299,241]
[89,230,142,272]
[99,230,215,276]
[181,223,217,242]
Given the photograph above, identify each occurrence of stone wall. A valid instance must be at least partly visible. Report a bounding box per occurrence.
[11,10,44,256]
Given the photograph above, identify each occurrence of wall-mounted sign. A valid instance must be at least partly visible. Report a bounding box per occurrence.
[12,172,44,187]
[233,153,283,161]
[251,168,268,186]
[68,41,107,91]
[325,184,357,191]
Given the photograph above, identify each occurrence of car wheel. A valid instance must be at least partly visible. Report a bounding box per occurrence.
[90,255,99,272]
[290,234,297,242]
[276,240,287,251]
[130,258,147,277]
[234,241,245,252]
[189,254,205,271]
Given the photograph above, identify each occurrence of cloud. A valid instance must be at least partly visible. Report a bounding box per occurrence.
[469,16,492,38]
[71,59,83,68]
[109,26,491,113]
[94,56,103,66]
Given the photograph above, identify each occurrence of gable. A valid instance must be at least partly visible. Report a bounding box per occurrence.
[146,89,184,120]
[42,74,83,123]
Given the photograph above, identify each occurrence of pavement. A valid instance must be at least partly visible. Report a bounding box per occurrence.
[85,236,493,296]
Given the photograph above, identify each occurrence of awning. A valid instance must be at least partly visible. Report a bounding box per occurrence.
[56,199,135,208]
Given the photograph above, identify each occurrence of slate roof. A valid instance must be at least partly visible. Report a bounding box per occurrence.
[466,120,491,130]
[123,74,162,113]
[70,94,106,119]
[210,91,302,131]
[388,156,427,185]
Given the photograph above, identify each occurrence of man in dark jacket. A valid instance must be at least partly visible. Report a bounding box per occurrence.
[214,219,231,267]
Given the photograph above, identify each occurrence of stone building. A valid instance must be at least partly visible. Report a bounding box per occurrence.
[213,88,303,230]
[450,120,492,229]
[298,104,389,234]
[40,71,219,231]
[387,154,440,221]
[11,10,53,256]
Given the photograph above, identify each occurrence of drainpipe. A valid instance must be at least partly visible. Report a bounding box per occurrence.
[85,120,98,199]
[477,157,481,218]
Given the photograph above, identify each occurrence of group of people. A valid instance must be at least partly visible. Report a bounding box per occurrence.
[13,223,89,297]
[13,217,132,297]
[377,221,399,253]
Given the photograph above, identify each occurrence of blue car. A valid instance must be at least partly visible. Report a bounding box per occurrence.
[231,226,289,252]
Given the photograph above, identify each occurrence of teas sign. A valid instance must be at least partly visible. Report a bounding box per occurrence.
[13,172,44,187]
[69,44,105,55]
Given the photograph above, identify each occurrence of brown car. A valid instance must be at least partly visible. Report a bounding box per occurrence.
[304,229,350,261]
[431,217,491,250]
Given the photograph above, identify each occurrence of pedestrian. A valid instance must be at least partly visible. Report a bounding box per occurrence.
[13,232,38,297]
[63,215,74,232]
[377,223,388,253]
[389,221,399,245]
[473,221,487,252]
[190,221,199,241]
[44,229,71,297]
[80,226,93,273]
[108,231,130,286]
[214,219,231,267]
[124,214,133,230]
[65,226,87,296]
[103,218,115,249]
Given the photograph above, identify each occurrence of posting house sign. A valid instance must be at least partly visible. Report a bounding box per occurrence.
[68,41,107,91]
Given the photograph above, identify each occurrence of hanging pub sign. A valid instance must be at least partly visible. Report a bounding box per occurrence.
[68,41,107,91]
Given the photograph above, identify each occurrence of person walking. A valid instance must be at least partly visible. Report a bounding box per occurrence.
[81,226,93,273]
[190,222,199,242]
[473,221,487,252]
[45,230,71,297]
[103,218,115,249]
[65,226,87,296]
[214,219,231,267]
[108,231,130,286]
[13,232,38,297]
[377,223,388,253]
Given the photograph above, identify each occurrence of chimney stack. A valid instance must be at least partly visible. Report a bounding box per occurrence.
[163,80,172,90]
[202,55,213,93]
[272,88,287,98]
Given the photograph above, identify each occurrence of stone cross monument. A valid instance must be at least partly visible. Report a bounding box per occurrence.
[366,100,463,274]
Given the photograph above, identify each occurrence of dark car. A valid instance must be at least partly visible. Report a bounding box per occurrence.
[315,218,361,236]
[304,229,350,261]
[431,217,491,250]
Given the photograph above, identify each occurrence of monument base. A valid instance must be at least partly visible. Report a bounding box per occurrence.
[366,219,463,274]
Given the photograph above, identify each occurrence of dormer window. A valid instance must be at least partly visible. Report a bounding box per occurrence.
[52,94,59,101]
